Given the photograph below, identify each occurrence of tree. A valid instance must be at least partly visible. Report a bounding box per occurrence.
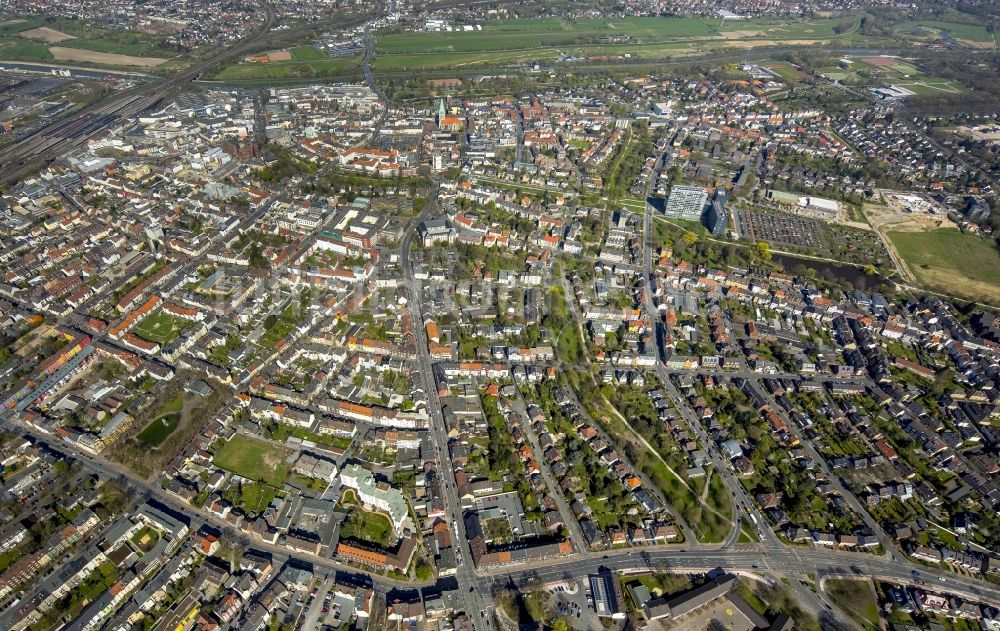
[682,231,698,246]
[864,263,876,275]
[756,241,772,261]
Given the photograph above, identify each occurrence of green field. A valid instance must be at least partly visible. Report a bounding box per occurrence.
[379,17,717,54]
[892,79,966,95]
[0,17,178,64]
[340,506,395,547]
[375,15,861,72]
[896,20,996,44]
[0,36,53,62]
[888,228,1000,304]
[826,579,879,630]
[213,434,291,487]
[762,61,807,82]
[132,309,192,346]
[211,47,360,81]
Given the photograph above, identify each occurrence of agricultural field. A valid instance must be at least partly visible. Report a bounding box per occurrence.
[210,46,360,81]
[213,434,292,488]
[132,308,192,346]
[0,18,178,67]
[887,228,1000,304]
[854,56,920,76]
[375,16,864,72]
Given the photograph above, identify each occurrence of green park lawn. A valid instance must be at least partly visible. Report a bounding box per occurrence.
[213,434,291,487]
[340,506,395,547]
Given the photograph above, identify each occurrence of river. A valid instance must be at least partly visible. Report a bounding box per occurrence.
[771,253,884,291]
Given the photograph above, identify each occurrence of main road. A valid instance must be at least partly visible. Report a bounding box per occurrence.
[399,182,498,630]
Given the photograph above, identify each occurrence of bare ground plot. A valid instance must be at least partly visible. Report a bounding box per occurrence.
[863,203,955,233]
[49,46,166,67]
[19,27,75,43]
[718,39,825,49]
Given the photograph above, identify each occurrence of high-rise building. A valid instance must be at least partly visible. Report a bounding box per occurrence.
[707,190,729,236]
[665,185,708,220]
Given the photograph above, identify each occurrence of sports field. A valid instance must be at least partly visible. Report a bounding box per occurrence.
[132,308,191,345]
[761,61,807,82]
[853,56,968,95]
[888,228,1000,304]
[890,79,966,95]
[213,434,291,487]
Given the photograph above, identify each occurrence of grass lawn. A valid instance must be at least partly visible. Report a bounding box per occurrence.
[213,434,291,487]
[888,228,1000,304]
[225,481,278,513]
[484,516,514,544]
[132,309,192,346]
[897,20,995,43]
[340,506,395,547]
[211,55,359,81]
[258,303,300,350]
[826,579,879,630]
[131,524,160,551]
